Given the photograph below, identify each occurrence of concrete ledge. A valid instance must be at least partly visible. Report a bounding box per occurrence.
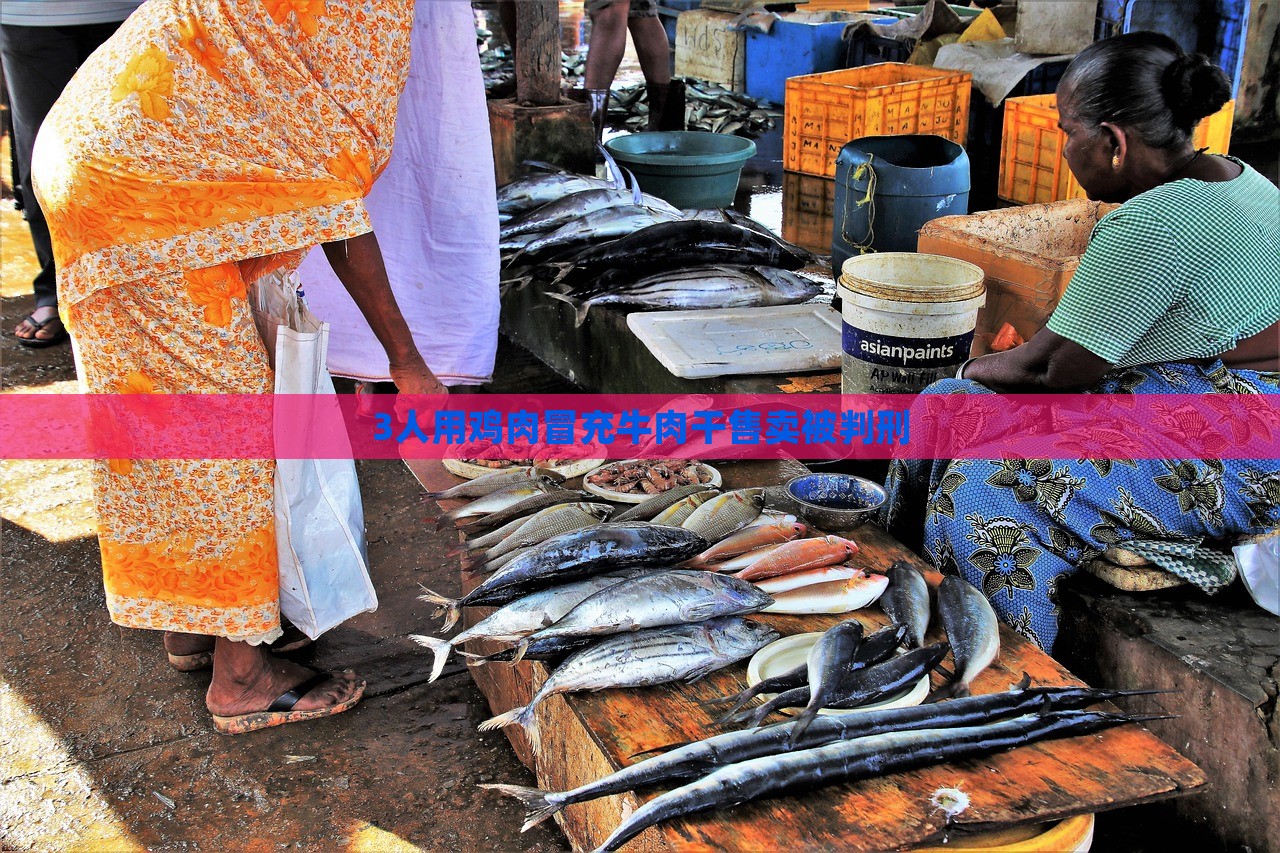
[1057,575,1279,853]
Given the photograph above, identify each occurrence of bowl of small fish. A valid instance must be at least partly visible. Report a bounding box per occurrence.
[785,473,886,531]
[583,458,721,503]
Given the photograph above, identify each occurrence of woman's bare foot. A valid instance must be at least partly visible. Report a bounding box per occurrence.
[206,637,361,717]
[164,631,214,657]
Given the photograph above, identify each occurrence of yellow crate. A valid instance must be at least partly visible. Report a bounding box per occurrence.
[998,95,1235,205]
[674,9,746,91]
[781,172,838,255]
[783,63,972,178]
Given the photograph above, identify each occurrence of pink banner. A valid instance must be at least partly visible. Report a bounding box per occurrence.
[1,393,1276,462]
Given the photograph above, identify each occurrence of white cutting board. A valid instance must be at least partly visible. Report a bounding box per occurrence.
[627,304,842,379]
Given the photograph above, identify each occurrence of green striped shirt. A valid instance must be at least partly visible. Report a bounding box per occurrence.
[1047,158,1280,367]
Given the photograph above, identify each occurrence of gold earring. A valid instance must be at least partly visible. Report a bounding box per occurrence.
[1111,152,1121,169]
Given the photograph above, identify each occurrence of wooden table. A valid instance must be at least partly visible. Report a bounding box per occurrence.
[405,457,1205,852]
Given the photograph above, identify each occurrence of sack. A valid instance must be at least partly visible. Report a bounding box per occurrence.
[249,271,378,639]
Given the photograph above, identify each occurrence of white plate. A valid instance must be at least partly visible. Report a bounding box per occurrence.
[745,632,929,716]
[627,304,842,379]
[441,457,606,481]
[581,459,722,504]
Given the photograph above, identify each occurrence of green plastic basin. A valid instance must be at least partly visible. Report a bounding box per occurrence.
[604,131,756,209]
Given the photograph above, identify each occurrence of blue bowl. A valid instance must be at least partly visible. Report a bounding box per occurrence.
[785,473,886,531]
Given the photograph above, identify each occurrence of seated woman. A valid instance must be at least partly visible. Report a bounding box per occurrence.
[882,32,1279,653]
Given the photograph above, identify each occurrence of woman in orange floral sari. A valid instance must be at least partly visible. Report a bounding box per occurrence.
[31,0,445,733]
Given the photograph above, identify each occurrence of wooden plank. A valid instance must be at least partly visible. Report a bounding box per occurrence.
[405,458,1206,852]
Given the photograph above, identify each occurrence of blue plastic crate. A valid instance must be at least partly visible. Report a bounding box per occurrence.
[745,16,851,106]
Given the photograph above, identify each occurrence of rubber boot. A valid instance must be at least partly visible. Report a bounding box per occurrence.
[588,88,609,144]
[646,80,686,132]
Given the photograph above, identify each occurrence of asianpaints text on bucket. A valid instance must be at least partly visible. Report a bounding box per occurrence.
[837,253,986,394]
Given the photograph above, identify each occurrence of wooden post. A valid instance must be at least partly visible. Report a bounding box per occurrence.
[515,0,561,107]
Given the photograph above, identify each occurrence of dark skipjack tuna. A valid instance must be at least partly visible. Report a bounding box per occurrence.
[419,523,708,629]
[881,560,932,648]
[483,676,1165,831]
[589,709,1151,852]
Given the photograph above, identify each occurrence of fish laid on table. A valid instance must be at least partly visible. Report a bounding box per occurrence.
[460,635,594,666]
[430,478,561,531]
[547,220,815,289]
[711,542,786,574]
[742,642,950,729]
[512,570,774,660]
[420,523,708,629]
[649,490,722,527]
[683,521,809,569]
[612,483,718,523]
[751,565,861,595]
[788,619,865,743]
[500,186,645,241]
[452,501,605,557]
[682,488,767,543]
[761,571,889,615]
[589,710,1145,852]
[424,466,564,501]
[479,617,780,753]
[881,560,932,649]
[476,502,615,564]
[510,203,684,264]
[734,535,859,582]
[486,677,1160,831]
[456,488,591,533]
[496,171,619,219]
[554,265,822,327]
[929,574,1001,700]
[410,571,645,681]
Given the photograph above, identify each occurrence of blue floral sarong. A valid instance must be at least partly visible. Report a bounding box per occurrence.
[881,361,1280,652]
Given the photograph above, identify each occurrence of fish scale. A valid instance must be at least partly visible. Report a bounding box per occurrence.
[457,488,590,532]
[682,489,766,543]
[612,483,717,522]
[482,502,615,563]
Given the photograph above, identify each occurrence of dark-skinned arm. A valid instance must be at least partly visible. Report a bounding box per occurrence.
[963,328,1114,392]
[321,231,447,400]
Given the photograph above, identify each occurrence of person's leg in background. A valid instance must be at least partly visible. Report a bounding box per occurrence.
[626,3,683,131]
[0,21,121,346]
[584,0,631,142]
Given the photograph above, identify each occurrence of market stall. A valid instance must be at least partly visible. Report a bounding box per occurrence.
[405,456,1206,852]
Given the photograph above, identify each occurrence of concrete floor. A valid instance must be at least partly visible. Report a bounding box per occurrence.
[0,199,568,849]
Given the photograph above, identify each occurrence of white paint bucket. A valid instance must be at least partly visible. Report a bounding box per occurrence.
[837,252,985,394]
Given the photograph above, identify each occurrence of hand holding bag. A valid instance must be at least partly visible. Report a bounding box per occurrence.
[249,271,378,639]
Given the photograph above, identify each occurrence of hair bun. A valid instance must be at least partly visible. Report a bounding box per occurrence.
[1161,52,1231,129]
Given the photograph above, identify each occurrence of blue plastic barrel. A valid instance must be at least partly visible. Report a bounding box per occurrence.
[831,135,970,280]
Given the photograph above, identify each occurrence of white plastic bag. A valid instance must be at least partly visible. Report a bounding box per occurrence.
[250,271,378,639]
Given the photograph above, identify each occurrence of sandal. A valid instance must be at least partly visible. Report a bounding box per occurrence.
[211,671,365,734]
[16,312,69,349]
[165,623,315,672]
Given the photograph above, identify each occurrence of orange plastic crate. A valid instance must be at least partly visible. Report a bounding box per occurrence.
[781,172,837,255]
[999,95,1235,205]
[784,63,973,178]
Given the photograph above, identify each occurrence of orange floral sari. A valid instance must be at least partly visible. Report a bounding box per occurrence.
[32,0,412,643]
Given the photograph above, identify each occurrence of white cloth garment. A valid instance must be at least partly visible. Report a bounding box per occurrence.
[297,0,500,385]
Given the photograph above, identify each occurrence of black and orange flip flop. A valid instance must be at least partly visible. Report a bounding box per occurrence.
[212,671,365,735]
[16,313,69,349]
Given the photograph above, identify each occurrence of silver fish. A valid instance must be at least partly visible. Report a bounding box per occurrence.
[930,575,1000,700]
[514,204,683,262]
[496,173,617,217]
[425,466,564,501]
[456,489,591,533]
[555,265,822,327]
[649,490,721,527]
[433,478,560,530]
[500,186,643,240]
[881,560,932,649]
[612,483,718,523]
[479,617,779,753]
[481,502,615,563]
[682,488,766,543]
[410,571,644,681]
[514,570,773,657]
